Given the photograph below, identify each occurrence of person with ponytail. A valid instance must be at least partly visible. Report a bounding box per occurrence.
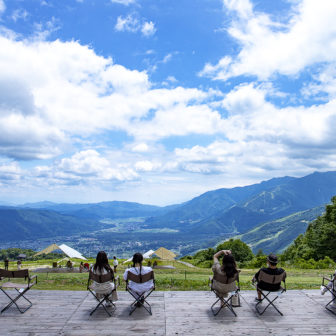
[212,250,238,297]
[123,252,154,299]
[91,251,117,306]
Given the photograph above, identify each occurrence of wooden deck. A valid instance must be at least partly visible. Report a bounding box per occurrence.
[0,290,335,335]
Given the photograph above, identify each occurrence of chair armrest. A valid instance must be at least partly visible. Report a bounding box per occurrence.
[29,274,37,285]
[114,276,120,288]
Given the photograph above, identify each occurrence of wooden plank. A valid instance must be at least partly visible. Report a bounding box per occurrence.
[0,290,335,335]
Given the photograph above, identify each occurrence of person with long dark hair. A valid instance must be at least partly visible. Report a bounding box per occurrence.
[212,250,238,297]
[123,252,154,298]
[91,251,116,306]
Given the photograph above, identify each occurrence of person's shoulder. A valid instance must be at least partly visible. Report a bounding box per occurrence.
[142,266,153,272]
[277,267,286,274]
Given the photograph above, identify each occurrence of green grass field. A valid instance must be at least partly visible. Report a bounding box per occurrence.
[2,259,334,291]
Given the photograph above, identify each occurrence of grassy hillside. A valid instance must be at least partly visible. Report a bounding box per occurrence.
[236,206,325,253]
[1,258,332,291]
[0,207,103,241]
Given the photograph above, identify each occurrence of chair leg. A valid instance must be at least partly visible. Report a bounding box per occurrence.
[127,289,153,316]
[325,297,336,315]
[0,288,33,314]
[255,291,283,316]
[88,290,114,317]
[211,295,237,317]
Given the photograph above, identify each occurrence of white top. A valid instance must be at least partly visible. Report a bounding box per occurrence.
[123,266,154,294]
[113,259,119,266]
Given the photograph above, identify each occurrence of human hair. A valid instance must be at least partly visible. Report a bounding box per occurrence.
[268,261,277,267]
[132,252,144,282]
[94,251,112,273]
[221,254,238,280]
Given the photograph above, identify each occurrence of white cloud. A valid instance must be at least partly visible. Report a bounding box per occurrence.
[0,162,23,183]
[132,143,149,152]
[0,0,5,15]
[11,9,29,22]
[0,33,222,161]
[141,21,156,37]
[135,160,160,172]
[115,14,156,37]
[201,0,336,80]
[111,0,136,5]
[34,150,139,185]
[115,15,139,33]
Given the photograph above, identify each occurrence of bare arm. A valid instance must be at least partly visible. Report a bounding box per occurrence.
[213,250,231,263]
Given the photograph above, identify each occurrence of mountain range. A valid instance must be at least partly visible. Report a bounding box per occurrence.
[1,170,336,254]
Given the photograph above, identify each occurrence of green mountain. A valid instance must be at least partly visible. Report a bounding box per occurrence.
[0,207,104,241]
[235,206,325,254]
[145,171,336,235]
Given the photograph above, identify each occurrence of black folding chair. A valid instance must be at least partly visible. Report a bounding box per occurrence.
[209,271,240,316]
[322,273,336,315]
[87,270,119,317]
[0,268,37,314]
[253,270,286,316]
[125,270,155,315]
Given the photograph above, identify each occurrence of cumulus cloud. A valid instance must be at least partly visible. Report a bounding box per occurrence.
[0,33,222,162]
[201,0,336,80]
[34,150,139,186]
[141,21,156,37]
[115,14,156,37]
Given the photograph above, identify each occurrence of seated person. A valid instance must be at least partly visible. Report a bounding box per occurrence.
[321,269,336,307]
[212,249,238,298]
[83,262,90,271]
[90,251,116,306]
[253,253,286,301]
[123,252,154,302]
[66,260,73,269]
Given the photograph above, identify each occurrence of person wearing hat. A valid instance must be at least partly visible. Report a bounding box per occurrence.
[252,253,286,301]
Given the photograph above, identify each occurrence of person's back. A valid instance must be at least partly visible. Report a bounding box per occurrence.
[253,254,286,300]
[90,251,116,305]
[212,250,238,297]
[123,253,154,296]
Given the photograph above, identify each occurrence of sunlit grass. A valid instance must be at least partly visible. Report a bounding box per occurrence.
[2,259,332,291]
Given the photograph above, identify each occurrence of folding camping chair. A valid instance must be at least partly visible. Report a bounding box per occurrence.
[87,270,119,317]
[253,270,286,316]
[0,268,37,314]
[209,271,240,316]
[125,270,155,315]
[322,273,336,315]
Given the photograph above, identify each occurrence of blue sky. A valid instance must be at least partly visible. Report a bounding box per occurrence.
[0,0,336,205]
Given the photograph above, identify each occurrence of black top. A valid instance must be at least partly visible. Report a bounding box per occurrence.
[254,267,286,291]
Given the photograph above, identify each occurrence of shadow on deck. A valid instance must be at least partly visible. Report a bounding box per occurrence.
[0,290,335,335]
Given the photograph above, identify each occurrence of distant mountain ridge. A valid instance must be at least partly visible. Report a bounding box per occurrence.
[144,171,336,235]
[19,201,180,220]
[2,170,336,253]
[0,207,104,241]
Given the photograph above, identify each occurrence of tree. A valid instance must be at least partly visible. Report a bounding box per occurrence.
[284,196,336,261]
[216,238,253,262]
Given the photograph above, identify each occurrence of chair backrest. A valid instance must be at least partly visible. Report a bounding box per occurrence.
[258,270,286,284]
[88,270,114,284]
[213,271,238,284]
[127,270,154,283]
[0,268,29,279]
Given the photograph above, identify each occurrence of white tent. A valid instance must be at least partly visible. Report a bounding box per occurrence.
[34,243,87,260]
[123,249,155,264]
